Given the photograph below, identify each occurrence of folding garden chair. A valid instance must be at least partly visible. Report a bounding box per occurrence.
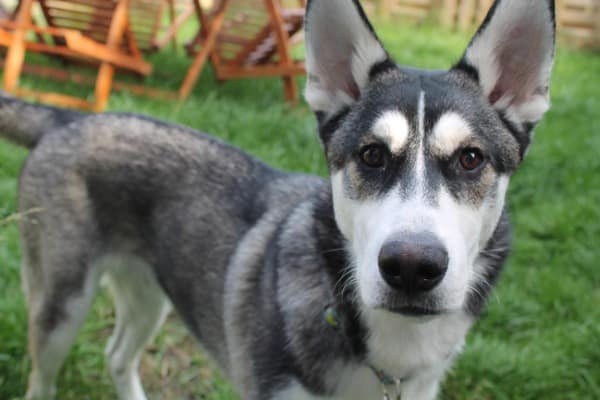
[179,0,306,102]
[0,0,153,111]
[129,0,195,51]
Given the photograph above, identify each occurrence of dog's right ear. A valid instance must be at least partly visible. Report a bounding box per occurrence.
[454,0,556,156]
[304,0,391,120]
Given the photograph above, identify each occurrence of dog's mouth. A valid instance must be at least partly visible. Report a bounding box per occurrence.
[393,306,444,316]
[376,304,446,317]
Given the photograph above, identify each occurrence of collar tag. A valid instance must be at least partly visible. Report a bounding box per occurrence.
[371,366,396,386]
[323,304,340,329]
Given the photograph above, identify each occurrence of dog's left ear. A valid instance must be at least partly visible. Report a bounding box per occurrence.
[454,0,556,152]
[304,0,391,119]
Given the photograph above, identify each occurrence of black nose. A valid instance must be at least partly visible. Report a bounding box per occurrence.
[378,233,449,294]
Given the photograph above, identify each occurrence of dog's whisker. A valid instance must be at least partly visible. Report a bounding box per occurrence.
[319,247,347,256]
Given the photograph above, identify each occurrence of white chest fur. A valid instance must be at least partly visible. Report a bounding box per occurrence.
[272,366,388,400]
[362,309,473,380]
[274,310,472,400]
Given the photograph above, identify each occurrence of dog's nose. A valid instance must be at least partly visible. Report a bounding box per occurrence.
[378,233,448,294]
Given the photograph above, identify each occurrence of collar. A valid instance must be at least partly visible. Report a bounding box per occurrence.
[324,304,409,400]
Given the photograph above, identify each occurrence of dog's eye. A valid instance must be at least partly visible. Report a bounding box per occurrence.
[459,148,485,171]
[359,145,386,168]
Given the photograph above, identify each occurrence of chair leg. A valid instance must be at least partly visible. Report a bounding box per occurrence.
[282,75,297,103]
[178,42,212,100]
[94,63,115,112]
[265,0,297,104]
[3,0,34,93]
[3,30,26,93]
[168,0,177,49]
[91,0,127,112]
[178,2,229,101]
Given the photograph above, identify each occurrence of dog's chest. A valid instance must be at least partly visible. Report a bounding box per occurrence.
[272,311,473,400]
[273,365,386,400]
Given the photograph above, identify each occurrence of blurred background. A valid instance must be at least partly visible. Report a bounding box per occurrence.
[0,0,598,398]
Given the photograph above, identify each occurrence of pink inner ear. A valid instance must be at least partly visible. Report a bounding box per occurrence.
[489,22,549,107]
[314,30,361,101]
[328,58,360,100]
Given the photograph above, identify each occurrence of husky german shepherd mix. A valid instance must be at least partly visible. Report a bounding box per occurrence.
[0,0,555,399]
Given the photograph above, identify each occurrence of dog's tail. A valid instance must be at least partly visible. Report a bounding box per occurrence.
[0,92,82,149]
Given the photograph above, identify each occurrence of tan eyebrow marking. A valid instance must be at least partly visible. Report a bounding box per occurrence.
[430,112,473,156]
[372,111,410,153]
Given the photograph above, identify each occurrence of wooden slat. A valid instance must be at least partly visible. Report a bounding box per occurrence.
[0,24,151,75]
[151,1,195,49]
[442,0,458,27]
[377,0,432,22]
[64,31,152,75]
[0,20,97,36]
[561,10,596,28]
[45,0,118,10]
[16,39,98,58]
[477,0,494,22]
[558,0,600,47]
[16,87,94,109]
[46,5,116,19]
[440,0,494,30]
[230,22,271,64]
[2,61,177,100]
[216,61,304,79]
[562,0,596,7]
[389,5,428,19]
[458,0,475,31]
[48,17,111,30]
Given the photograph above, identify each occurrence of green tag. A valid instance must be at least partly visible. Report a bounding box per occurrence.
[323,305,339,329]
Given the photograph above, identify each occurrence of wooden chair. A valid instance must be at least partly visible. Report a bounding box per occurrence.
[179,0,306,102]
[129,0,195,52]
[0,0,153,111]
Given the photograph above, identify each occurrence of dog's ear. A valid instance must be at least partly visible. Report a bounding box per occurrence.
[454,0,556,153]
[304,0,391,118]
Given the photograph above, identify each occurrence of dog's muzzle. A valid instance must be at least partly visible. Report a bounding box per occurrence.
[378,232,448,295]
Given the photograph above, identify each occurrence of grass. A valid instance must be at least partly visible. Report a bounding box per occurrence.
[1,21,599,399]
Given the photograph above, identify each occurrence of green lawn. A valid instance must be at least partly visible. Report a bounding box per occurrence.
[1,22,599,399]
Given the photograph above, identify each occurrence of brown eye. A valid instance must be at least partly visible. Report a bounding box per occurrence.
[360,145,386,168]
[459,148,485,171]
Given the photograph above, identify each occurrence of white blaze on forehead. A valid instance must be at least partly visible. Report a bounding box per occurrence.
[372,111,410,153]
[415,91,426,197]
[431,113,473,156]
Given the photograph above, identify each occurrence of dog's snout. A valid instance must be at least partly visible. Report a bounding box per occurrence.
[378,233,449,294]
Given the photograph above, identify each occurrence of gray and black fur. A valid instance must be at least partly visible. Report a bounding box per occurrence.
[0,0,555,399]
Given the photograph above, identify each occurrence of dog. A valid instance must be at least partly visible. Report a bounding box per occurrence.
[0,0,556,399]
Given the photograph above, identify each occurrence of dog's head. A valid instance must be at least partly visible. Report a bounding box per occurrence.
[305,0,555,316]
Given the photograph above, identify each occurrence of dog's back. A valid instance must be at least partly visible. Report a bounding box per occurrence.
[1,94,323,398]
